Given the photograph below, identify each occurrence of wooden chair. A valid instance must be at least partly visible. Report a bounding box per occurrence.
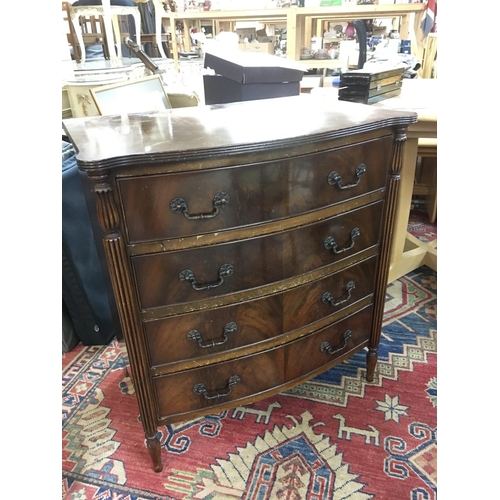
[140,33,169,58]
[68,1,142,64]
[63,2,107,61]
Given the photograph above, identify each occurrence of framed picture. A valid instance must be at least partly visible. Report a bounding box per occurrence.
[90,74,172,115]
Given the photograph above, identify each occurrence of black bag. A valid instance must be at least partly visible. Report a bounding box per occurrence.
[62,139,116,350]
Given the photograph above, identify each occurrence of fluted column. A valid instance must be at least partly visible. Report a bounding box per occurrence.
[90,172,163,472]
[367,126,408,382]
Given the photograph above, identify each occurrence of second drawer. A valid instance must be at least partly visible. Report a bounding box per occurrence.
[133,201,383,310]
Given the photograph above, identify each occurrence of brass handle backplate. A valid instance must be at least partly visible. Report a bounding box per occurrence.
[320,330,352,356]
[179,264,234,291]
[328,163,366,190]
[187,321,238,349]
[170,191,229,220]
[193,375,241,400]
[324,227,361,255]
[322,280,356,307]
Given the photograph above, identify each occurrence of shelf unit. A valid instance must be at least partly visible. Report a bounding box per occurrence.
[162,4,426,71]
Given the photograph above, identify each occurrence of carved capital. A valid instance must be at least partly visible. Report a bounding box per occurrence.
[89,173,120,235]
[390,125,409,177]
[394,125,408,143]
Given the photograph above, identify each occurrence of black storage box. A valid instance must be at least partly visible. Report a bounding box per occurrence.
[338,66,404,104]
[203,50,305,105]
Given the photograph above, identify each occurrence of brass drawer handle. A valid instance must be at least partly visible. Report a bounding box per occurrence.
[327,163,366,190]
[193,375,241,400]
[322,280,356,307]
[320,330,352,356]
[324,227,360,254]
[179,264,234,291]
[170,191,230,220]
[187,321,238,349]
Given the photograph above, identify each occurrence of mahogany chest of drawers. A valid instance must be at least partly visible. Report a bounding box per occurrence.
[63,95,416,472]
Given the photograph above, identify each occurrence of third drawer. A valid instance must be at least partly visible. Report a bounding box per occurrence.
[145,255,377,369]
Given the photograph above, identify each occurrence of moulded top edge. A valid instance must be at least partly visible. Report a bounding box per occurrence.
[62,95,417,171]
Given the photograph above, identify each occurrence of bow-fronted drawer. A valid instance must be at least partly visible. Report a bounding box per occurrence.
[118,136,392,243]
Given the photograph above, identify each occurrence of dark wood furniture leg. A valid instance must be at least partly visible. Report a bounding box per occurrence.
[89,172,163,472]
[146,433,163,472]
[366,125,408,382]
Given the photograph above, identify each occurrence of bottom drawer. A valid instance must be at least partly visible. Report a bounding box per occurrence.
[285,304,372,380]
[153,305,372,420]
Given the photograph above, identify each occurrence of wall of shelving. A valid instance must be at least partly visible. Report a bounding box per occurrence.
[163,3,426,71]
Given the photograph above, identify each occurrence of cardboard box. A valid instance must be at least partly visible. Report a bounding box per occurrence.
[203,50,305,105]
[235,28,256,43]
[239,42,275,55]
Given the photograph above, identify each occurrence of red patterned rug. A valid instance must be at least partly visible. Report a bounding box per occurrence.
[408,208,437,244]
[62,266,437,500]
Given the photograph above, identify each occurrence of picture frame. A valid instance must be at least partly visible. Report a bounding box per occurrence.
[90,74,172,115]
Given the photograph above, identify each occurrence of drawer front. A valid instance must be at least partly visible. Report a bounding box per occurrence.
[118,136,392,243]
[133,202,383,310]
[145,255,377,367]
[152,305,372,419]
[154,347,285,419]
[284,305,372,380]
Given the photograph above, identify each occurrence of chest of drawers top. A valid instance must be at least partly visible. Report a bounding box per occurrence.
[63,95,416,170]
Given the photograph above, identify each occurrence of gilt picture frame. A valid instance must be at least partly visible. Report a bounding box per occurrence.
[90,74,171,115]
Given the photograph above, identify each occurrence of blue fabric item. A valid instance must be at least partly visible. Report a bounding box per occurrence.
[62,140,115,345]
[85,44,107,59]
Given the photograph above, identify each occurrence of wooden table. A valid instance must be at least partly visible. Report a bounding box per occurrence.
[373,78,437,283]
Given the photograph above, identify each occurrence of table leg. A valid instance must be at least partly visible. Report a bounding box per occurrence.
[388,137,418,282]
[183,20,190,52]
[388,136,437,282]
[101,0,118,62]
[286,10,302,62]
[71,13,86,65]
[155,7,168,59]
[404,233,437,272]
[111,15,122,58]
[170,16,179,72]
[132,9,141,50]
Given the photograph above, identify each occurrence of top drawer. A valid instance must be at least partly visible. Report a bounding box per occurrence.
[117,136,393,243]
